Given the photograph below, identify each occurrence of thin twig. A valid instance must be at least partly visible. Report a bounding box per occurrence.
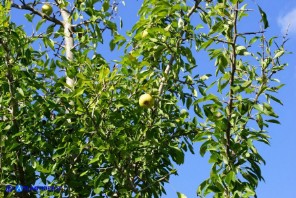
[237,31,265,36]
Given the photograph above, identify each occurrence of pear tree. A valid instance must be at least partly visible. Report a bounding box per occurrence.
[0,0,288,197]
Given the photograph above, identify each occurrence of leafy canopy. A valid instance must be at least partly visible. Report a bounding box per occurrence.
[0,0,288,197]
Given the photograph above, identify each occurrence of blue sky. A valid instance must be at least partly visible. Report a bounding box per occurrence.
[10,0,296,197]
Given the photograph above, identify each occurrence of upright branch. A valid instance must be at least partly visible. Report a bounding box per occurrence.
[225,2,239,160]
[60,9,74,60]
[12,1,74,87]
[60,8,75,88]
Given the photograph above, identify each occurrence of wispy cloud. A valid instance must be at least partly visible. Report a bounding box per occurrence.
[278,8,296,35]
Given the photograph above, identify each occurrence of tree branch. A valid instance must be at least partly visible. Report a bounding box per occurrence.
[158,0,202,95]
[12,3,63,26]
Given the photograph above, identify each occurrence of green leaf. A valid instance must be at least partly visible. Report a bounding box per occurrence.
[73,11,79,21]
[80,170,89,176]
[25,13,34,22]
[170,146,184,165]
[225,171,235,185]
[103,1,110,12]
[215,53,228,74]
[36,19,46,31]
[236,46,248,55]
[16,87,24,97]
[242,80,252,88]
[46,24,55,35]
[94,188,102,194]
[256,114,263,130]
[230,0,238,4]
[4,124,11,130]
[274,50,284,59]
[197,94,221,105]
[194,102,203,118]
[249,36,260,45]
[88,153,102,164]
[43,37,55,50]
[200,140,210,156]
[258,6,269,29]
[186,97,192,109]
[197,180,209,196]
[265,119,280,124]
[177,192,187,198]
[73,88,85,97]
[266,94,283,105]
[254,104,263,112]
[209,152,219,163]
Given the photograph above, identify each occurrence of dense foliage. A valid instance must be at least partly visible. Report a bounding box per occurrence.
[0,0,288,197]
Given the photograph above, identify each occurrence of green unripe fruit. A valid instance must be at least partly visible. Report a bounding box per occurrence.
[42,4,53,15]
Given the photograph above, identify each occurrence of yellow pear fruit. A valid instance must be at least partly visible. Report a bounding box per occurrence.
[42,4,53,15]
[139,93,154,108]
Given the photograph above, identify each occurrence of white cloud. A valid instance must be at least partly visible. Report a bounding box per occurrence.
[278,8,296,35]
